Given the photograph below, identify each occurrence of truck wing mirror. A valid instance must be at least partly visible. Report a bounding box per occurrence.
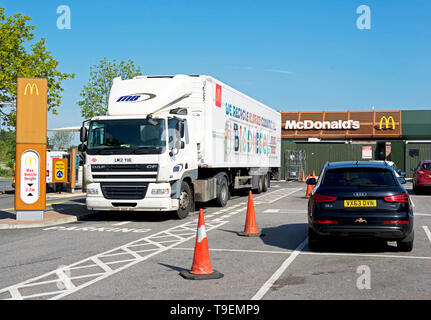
[78,143,87,152]
[176,121,185,138]
[176,141,185,149]
[80,126,88,142]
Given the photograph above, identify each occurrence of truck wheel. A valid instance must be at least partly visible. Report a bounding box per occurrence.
[262,174,269,192]
[216,177,229,207]
[176,181,193,219]
[253,175,263,194]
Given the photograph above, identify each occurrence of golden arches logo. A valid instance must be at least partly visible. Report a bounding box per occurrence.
[24,155,38,166]
[24,83,39,96]
[379,116,395,130]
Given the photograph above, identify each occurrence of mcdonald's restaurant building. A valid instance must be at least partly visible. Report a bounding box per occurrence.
[280,110,431,180]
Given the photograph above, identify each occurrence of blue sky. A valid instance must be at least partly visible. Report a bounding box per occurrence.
[2,0,431,141]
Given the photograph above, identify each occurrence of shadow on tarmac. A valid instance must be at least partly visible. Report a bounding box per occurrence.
[260,223,400,253]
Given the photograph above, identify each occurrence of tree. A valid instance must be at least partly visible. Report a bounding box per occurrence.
[78,58,142,118]
[0,8,75,127]
[49,131,73,150]
[0,129,15,162]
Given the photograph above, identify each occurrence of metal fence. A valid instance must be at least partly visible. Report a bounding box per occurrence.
[284,149,306,181]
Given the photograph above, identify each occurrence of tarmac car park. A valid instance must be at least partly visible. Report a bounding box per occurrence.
[0,177,431,300]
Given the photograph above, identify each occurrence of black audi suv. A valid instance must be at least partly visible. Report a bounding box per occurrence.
[307,161,414,251]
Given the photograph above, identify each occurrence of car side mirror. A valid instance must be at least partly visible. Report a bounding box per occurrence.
[306,178,317,185]
[398,177,406,184]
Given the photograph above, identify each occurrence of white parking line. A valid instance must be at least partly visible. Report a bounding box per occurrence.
[251,238,308,300]
[414,213,431,217]
[423,226,431,243]
[172,247,431,260]
[112,221,132,226]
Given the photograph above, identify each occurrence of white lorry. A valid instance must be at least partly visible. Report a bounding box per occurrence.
[79,74,281,218]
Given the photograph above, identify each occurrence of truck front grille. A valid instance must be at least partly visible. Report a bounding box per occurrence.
[101,182,148,200]
[92,164,158,172]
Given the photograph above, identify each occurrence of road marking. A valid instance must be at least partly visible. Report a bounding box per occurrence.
[423,226,431,243]
[410,197,415,208]
[112,221,132,226]
[172,247,431,260]
[251,238,308,300]
[263,209,280,213]
[414,213,431,217]
[0,217,230,300]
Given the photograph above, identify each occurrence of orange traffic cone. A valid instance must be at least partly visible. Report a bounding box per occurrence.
[305,174,313,198]
[312,170,316,179]
[238,190,262,237]
[180,209,224,280]
[301,169,306,182]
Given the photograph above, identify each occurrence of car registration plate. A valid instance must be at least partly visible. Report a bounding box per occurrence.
[344,200,376,207]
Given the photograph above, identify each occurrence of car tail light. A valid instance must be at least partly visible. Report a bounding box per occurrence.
[312,193,337,202]
[418,170,424,175]
[384,193,409,203]
[384,220,410,225]
[314,220,339,224]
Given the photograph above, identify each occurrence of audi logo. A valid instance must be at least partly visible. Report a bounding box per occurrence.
[353,192,367,197]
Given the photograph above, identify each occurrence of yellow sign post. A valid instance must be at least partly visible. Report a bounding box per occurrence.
[52,158,68,183]
[15,78,47,221]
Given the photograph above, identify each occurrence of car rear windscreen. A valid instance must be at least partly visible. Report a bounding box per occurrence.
[422,163,431,170]
[321,168,397,187]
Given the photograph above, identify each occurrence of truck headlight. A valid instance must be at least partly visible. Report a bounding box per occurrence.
[87,188,99,195]
[151,188,170,195]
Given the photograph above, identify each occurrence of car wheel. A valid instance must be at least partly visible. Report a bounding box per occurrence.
[413,184,420,195]
[175,181,193,219]
[308,227,321,251]
[216,177,229,207]
[397,230,414,252]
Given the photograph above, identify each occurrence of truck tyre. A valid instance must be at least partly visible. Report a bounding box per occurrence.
[253,175,263,194]
[216,177,229,207]
[262,174,269,192]
[176,181,193,219]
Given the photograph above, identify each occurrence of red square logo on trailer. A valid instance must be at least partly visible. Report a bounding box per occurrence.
[215,84,222,107]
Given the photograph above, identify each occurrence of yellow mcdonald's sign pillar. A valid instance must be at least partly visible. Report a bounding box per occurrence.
[379,116,396,130]
[15,78,47,221]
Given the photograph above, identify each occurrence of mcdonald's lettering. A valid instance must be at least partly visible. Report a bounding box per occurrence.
[24,83,39,96]
[379,116,395,130]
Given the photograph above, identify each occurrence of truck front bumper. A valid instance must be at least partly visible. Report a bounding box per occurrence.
[85,182,179,212]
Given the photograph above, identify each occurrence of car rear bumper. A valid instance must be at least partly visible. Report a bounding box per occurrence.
[309,211,413,240]
[313,225,411,239]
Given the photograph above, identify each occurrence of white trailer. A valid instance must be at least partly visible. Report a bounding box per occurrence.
[79,74,281,218]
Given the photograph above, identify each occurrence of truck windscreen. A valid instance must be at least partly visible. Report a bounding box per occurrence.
[87,119,166,155]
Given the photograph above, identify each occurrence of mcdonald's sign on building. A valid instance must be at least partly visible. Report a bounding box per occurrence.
[15,78,47,220]
[281,110,402,139]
